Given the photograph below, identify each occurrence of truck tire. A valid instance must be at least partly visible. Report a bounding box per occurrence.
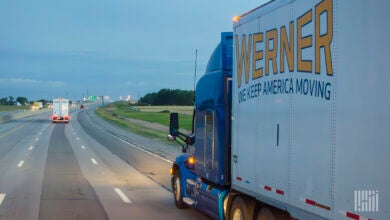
[256,207,275,220]
[229,196,255,220]
[173,169,187,209]
[255,205,291,220]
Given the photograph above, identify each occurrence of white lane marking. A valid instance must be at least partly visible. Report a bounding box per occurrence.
[0,193,5,206]
[81,145,86,150]
[35,138,39,141]
[91,158,98,165]
[114,188,131,204]
[86,117,173,164]
[17,160,24,168]
[73,132,76,135]
[76,137,80,141]
[29,146,34,151]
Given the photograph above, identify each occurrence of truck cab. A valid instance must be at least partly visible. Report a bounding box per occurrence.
[169,32,233,219]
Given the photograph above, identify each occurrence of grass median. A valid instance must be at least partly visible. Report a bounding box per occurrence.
[95,102,193,145]
[0,105,29,112]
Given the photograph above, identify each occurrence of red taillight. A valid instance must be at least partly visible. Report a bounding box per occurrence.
[52,115,57,120]
[64,116,70,120]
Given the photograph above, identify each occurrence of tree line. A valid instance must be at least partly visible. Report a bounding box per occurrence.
[0,96,49,106]
[138,89,194,105]
[0,96,28,105]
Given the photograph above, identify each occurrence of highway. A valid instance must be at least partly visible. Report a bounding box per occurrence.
[0,107,207,220]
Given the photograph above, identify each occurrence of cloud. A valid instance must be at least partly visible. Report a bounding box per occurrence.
[124,81,147,87]
[0,78,67,87]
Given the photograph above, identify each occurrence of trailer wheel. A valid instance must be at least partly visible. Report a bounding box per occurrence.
[229,196,254,220]
[173,169,187,209]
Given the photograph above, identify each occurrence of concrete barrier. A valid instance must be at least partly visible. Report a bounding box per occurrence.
[0,109,51,124]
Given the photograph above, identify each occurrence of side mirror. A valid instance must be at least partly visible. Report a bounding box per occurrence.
[169,112,179,137]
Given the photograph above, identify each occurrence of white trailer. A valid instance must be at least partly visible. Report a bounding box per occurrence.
[231,0,389,219]
[52,98,70,123]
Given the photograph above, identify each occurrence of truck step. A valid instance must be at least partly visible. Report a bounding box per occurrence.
[186,179,196,186]
[183,197,195,206]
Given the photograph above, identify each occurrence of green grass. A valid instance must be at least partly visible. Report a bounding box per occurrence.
[105,102,193,130]
[95,102,194,145]
[0,105,29,112]
[136,106,193,115]
[112,109,192,131]
[96,108,176,146]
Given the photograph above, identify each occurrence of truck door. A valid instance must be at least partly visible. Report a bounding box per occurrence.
[62,100,68,116]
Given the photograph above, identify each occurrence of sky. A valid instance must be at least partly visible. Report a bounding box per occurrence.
[0,0,267,101]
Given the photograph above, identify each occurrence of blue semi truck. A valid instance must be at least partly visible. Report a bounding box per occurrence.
[169,32,233,219]
[169,0,389,219]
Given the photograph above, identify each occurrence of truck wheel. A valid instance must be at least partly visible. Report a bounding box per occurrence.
[173,169,187,209]
[255,205,291,220]
[256,207,275,220]
[229,196,254,220]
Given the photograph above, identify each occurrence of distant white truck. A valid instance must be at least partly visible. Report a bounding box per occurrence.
[31,101,43,110]
[52,98,69,123]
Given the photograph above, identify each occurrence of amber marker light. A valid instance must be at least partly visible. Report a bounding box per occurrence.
[233,15,241,22]
[188,156,195,165]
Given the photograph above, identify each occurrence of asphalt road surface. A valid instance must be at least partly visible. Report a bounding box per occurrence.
[0,106,208,220]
